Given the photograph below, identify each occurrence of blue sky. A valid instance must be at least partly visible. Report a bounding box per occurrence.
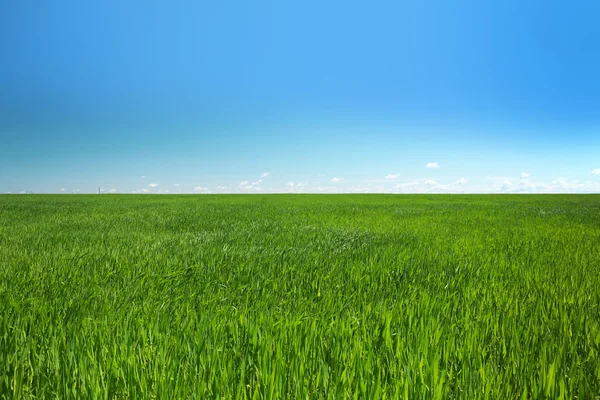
[1,0,599,194]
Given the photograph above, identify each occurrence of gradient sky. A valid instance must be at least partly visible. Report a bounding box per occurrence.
[2,0,600,194]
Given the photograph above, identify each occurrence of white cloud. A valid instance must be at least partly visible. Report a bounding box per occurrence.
[494,177,600,194]
[142,176,148,179]
[500,180,513,192]
[424,179,440,186]
[391,175,600,194]
[173,183,180,187]
[108,188,117,193]
[385,174,400,179]
[426,162,440,169]
[313,186,340,193]
[131,174,600,194]
[237,176,265,188]
[148,183,159,188]
[237,183,264,192]
[470,174,600,194]
[552,177,567,186]
[591,169,600,175]
[396,179,448,193]
[521,172,530,178]
[60,188,65,192]
[286,182,308,192]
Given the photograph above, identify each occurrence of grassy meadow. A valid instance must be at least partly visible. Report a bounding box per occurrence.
[0,194,599,399]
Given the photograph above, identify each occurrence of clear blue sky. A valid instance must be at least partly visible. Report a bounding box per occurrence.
[2,0,599,193]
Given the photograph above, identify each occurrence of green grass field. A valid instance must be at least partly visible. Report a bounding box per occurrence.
[1,194,599,399]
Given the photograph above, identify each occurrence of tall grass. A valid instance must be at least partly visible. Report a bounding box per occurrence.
[1,194,599,398]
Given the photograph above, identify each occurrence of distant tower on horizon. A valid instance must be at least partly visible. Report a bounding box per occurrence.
[98,186,101,194]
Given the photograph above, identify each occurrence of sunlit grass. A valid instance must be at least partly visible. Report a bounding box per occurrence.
[1,194,599,398]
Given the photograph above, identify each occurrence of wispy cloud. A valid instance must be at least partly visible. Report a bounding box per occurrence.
[173,183,180,187]
[284,181,309,193]
[237,173,269,189]
[424,179,442,186]
[60,188,65,192]
[390,175,600,194]
[108,188,117,193]
[120,172,600,194]
[396,179,448,193]
[426,162,440,169]
[239,183,262,192]
[286,182,307,188]
[480,175,600,194]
